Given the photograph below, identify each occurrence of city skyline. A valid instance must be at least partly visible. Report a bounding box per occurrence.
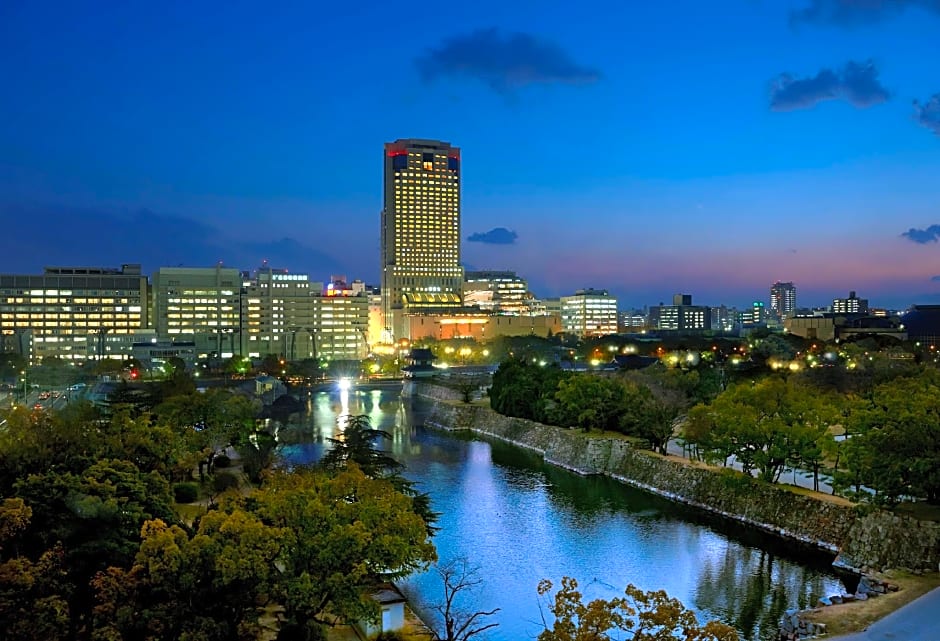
[2,1,940,309]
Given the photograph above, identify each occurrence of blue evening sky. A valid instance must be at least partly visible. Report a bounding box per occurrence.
[1,0,939,309]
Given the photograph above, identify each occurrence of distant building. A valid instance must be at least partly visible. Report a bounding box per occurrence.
[381,138,463,340]
[901,305,940,345]
[463,270,531,315]
[152,266,241,358]
[648,294,710,332]
[832,291,869,315]
[739,301,767,327]
[0,264,148,363]
[709,306,736,333]
[312,277,369,360]
[406,310,560,341]
[769,281,797,319]
[241,267,320,360]
[560,289,618,337]
[618,310,647,332]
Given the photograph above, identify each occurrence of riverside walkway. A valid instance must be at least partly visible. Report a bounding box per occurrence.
[829,586,940,641]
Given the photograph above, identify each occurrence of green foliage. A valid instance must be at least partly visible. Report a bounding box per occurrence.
[537,576,737,641]
[489,359,569,424]
[211,472,240,495]
[490,361,676,452]
[833,367,940,504]
[155,389,259,481]
[173,482,199,504]
[683,377,838,486]
[321,414,438,535]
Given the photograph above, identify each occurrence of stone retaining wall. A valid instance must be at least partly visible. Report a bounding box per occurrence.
[419,385,940,573]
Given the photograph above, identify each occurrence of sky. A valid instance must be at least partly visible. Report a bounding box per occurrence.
[1,0,939,310]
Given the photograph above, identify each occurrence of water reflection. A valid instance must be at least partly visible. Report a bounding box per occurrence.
[277,389,847,641]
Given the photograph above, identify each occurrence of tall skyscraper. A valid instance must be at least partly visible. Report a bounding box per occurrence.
[769,281,797,319]
[381,139,463,340]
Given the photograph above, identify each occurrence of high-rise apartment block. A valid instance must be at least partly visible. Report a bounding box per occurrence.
[381,139,463,340]
[770,281,797,319]
[0,265,148,362]
[560,289,618,337]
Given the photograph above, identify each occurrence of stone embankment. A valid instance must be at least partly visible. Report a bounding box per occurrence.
[416,383,940,574]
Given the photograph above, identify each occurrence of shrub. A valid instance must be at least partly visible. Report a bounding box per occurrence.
[374,632,405,641]
[173,482,199,503]
[211,471,240,494]
[214,454,231,468]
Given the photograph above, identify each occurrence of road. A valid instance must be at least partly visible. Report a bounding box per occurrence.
[829,586,940,641]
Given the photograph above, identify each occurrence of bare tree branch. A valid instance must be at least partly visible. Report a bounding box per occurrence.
[430,558,501,641]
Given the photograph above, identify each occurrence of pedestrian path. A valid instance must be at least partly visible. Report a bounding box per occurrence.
[666,438,836,494]
[827,586,940,641]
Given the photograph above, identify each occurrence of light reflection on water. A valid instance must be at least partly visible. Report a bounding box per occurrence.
[277,388,848,641]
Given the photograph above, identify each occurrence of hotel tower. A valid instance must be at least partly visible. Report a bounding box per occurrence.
[381,139,463,340]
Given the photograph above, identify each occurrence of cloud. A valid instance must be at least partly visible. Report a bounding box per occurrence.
[932,275,940,282]
[466,227,518,245]
[790,0,940,26]
[415,28,599,94]
[901,224,940,244]
[914,94,940,135]
[770,60,889,111]
[0,202,346,277]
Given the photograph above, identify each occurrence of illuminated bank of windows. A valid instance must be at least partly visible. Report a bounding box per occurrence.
[560,289,619,337]
[0,265,148,362]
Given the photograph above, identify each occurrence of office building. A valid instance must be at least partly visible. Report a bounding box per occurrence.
[770,281,797,319]
[241,267,320,360]
[152,266,241,358]
[0,264,148,363]
[463,270,531,315]
[649,294,710,332]
[832,291,869,315]
[381,138,463,340]
[312,277,369,360]
[739,301,768,327]
[560,289,618,337]
[618,310,648,332]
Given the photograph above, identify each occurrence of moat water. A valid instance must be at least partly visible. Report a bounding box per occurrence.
[277,387,848,641]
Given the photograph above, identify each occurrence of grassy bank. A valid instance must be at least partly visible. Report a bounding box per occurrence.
[807,571,940,637]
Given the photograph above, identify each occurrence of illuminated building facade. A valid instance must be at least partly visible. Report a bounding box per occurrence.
[241,267,320,359]
[648,294,710,331]
[152,266,241,358]
[0,264,148,363]
[312,277,369,360]
[407,312,561,341]
[463,270,534,315]
[560,289,618,337]
[832,291,869,315]
[381,138,463,340]
[770,281,797,319]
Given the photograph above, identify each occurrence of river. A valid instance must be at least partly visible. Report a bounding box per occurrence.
[277,386,849,641]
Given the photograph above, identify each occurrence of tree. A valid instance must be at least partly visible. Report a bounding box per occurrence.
[683,378,836,484]
[155,389,259,481]
[537,577,737,641]
[321,414,438,534]
[554,374,628,433]
[431,558,500,641]
[255,466,437,635]
[92,514,284,641]
[321,414,403,478]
